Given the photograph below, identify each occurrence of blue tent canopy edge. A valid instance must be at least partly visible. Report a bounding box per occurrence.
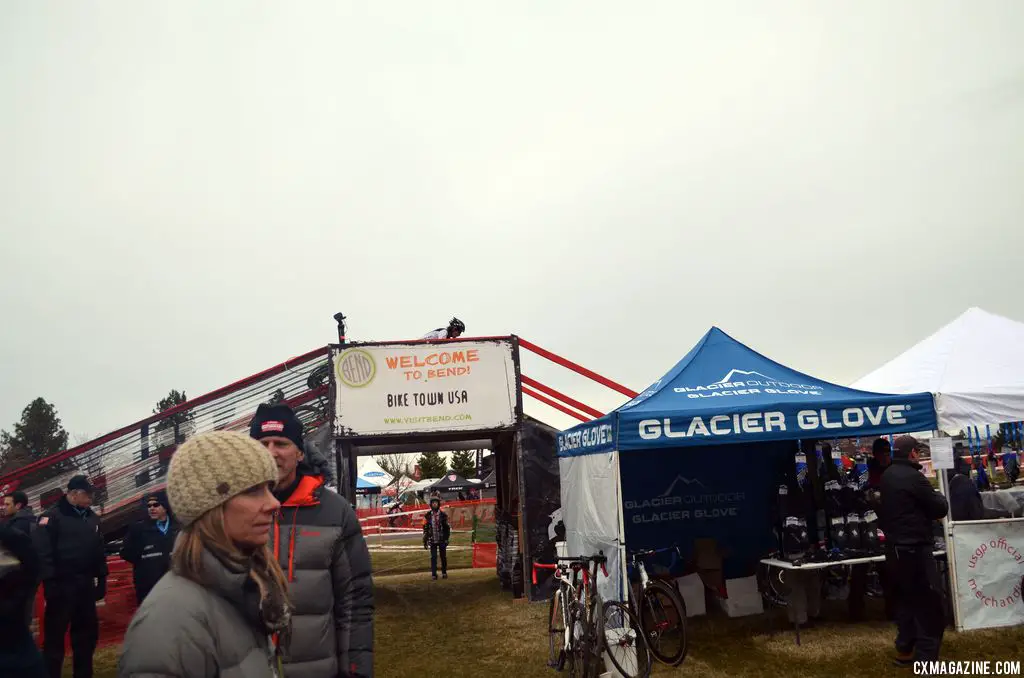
[557,327,936,457]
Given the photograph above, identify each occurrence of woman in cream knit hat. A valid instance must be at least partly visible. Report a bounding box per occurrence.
[119,431,292,678]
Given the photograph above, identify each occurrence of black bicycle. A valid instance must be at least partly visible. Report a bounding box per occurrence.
[628,547,688,666]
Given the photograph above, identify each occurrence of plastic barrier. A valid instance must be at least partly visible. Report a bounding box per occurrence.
[472,542,498,569]
[358,498,496,535]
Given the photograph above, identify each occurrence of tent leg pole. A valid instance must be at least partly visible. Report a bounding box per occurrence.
[934,430,962,632]
[614,449,627,602]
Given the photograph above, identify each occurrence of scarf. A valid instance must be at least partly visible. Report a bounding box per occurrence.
[205,545,293,649]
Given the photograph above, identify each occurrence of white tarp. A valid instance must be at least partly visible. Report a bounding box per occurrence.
[559,451,626,603]
[950,520,1024,630]
[851,307,1024,432]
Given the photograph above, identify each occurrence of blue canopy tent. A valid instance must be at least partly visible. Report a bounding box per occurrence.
[556,327,937,602]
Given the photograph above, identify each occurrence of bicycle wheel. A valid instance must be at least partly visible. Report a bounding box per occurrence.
[758,563,791,607]
[548,588,568,671]
[568,599,588,678]
[307,363,330,390]
[581,593,605,678]
[602,600,652,678]
[638,579,688,666]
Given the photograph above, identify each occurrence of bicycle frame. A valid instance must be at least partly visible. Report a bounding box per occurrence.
[533,553,609,668]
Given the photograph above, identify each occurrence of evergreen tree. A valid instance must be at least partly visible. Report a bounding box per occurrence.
[417,451,448,479]
[153,389,195,443]
[0,397,72,481]
[450,449,476,478]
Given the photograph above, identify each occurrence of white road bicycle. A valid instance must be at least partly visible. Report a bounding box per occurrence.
[534,552,652,678]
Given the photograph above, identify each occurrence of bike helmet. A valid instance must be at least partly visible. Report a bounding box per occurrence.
[448,317,465,335]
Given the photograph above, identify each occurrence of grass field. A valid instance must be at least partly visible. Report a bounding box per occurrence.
[81,565,1024,678]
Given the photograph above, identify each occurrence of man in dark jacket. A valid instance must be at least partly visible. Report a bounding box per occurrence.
[33,475,107,678]
[948,456,1010,521]
[251,403,374,678]
[422,493,451,580]
[0,524,47,678]
[4,491,36,536]
[3,491,39,629]
[119,490,178,605]
[879,436,949,667]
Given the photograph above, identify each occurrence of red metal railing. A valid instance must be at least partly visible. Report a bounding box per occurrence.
[0,335,635,521]
[517,338,637,424]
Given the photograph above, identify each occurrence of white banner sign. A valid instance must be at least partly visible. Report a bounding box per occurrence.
[951,520,1024,631]
[332,339,518,437]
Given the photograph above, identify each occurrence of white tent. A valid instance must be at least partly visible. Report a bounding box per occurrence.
[852,307,1024,633]
[356,457,394,488]
[851,307,1024,432]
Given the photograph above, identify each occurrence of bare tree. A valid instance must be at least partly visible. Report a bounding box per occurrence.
[375,453,415,479]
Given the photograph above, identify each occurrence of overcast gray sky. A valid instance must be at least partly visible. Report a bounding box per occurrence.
[2,1,1022,439]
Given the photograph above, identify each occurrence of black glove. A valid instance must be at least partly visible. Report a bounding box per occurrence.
[94,577,106,601]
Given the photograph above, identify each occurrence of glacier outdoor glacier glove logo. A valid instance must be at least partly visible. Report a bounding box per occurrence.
[673,367,824,399]
[335,348,376,388]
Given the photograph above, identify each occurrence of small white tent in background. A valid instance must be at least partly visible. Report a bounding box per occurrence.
[356,456,394,489]
[851,307,1024,432]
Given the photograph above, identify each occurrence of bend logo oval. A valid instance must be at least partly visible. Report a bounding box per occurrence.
[335,348,376,388]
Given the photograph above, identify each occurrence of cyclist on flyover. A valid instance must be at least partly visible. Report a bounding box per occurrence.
[421,317,465,340]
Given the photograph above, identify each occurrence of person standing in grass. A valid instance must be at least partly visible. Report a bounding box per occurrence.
[880,435,949,668]
[422,493,451,580]
[1,523,47,678]
[119,490,178,605]
[250,403,374,678]
[118,431,291,678]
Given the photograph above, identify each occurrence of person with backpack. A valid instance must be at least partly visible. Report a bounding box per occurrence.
[422,493,451,580]
[421,317,465,340]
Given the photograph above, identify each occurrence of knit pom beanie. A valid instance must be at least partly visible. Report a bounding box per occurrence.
[167,430,277,527]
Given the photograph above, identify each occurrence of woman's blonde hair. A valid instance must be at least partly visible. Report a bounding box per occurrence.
[172,504,288,605]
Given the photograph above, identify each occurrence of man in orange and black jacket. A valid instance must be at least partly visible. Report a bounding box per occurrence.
[251,403,374,678]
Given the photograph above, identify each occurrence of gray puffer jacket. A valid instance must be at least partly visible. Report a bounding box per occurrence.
[271,473,374,678]
[118,551,282,678]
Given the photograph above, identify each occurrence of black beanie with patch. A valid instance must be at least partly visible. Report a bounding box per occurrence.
[249,403,305,451]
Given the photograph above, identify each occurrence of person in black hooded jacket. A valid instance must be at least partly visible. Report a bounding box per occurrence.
[948,456,1010,521]
[120,490,178,605]
[879,436,948,667]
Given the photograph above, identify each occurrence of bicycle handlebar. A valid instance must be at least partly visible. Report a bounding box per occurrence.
[531,561,557,585]
[533,552,608,584]
[630,544,680,559]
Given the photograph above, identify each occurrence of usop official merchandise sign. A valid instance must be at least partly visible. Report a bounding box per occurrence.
[951,520,1024,631]
[331,339,518,437]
